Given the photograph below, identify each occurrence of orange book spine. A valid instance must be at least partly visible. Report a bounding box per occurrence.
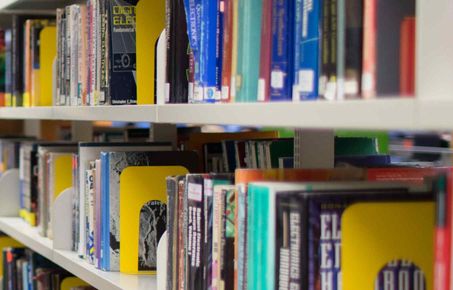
[361,0,377,99]
[221,0,234,102]
[399,17,415,97]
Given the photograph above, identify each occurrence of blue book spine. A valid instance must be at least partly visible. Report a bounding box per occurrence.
[216,0,224,96]
[270,0,294,101]
[200,0,219,102]
[293,0,321,101]
[183,0,203,102]
[100,152,110,271]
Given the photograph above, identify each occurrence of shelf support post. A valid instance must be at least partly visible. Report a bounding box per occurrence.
[149,123,177,149]
[294,129,335,168]
[416,0,453,100]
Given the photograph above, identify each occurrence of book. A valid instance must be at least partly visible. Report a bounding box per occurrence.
[269,0,294,101]
[257,0,272,102]
[292,0,322,101]
[399,17,415,97]
[235,0,263,102]
[220,0,234,101]
[101,151,198,271]
[107,0,139,105]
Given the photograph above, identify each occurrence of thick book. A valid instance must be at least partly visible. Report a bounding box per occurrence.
[100,151,198,271]
[292,0,321,101]
[107,0,138,105]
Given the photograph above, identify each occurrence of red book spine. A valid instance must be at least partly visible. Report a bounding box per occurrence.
[257,0,272,102]
[361,0,377,99]
[434,173,451,290]
[399,17,416,97]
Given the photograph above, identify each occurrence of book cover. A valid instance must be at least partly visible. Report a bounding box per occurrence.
[292,0,321,101]
[342,202,434,290]
[102,151,198,271]
[107,0,139,105]
[120,166,190,274]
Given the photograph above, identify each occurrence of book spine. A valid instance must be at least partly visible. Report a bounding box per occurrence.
[236,183,247,290]
[292,0,321,101]
[320,0,337,100]
[399,17,415,97]
[165,0,172,103]
[94,159,102,268]
[65,6,72,106]
[5,30,12,106]
[257,0,272,102]
[200,0,219,102]
[100,152,110,270]
[223,188,235,290]
[70,6,80,106]
[220,0,233,102]
[166,177,178,290]
[361,0,376,99]
[270,0,295,102]
[72,154,79,252]
[343,0,363,99]
[178,179,187,290]
[204,178,214,290]
[212,182,221,290]
[100,0,109,104]
[216,0,224,100]
[79,5,88,105]
[23,20,31,107]
[434,176,450,290]
[186,175,205,290]
[86,168,95,265]
[11,16,20,106]
[107,0,138,105]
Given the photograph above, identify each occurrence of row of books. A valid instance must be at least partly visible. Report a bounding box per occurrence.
[0,233,94,290]
[165,167,446,290]
[0,0,416,107]
[166,0,416,103]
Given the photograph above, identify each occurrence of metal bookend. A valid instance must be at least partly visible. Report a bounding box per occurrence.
[156,230,168,290]
[0,169,20,217]
[52,187,73,250]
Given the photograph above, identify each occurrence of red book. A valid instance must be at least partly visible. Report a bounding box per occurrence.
[400,17,416,97]
[221,0,234,102]
[257,0,272,102]
[361,0,377,99]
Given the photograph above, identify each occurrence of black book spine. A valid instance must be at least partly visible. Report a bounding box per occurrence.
[344,0,363,98]
[186,174,205,290]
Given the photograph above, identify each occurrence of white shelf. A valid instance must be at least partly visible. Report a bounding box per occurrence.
[0,98,452,130]
[0,217,156,290]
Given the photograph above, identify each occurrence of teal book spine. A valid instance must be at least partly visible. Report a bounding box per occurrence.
[236,0,263,102]
[247,184,270,290]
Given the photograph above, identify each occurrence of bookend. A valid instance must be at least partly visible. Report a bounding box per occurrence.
[52,187,73,250]
[0,169,20,217]
[156,231,168,290]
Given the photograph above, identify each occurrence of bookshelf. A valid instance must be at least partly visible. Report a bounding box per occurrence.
[0,217,156,290]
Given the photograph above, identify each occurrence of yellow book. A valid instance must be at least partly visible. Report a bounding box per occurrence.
[342,202,434,290]
[120,166,189,274]
[37,26,57,106]
[60,277,90,290]
[0,236,23,277]
[136,0,165,104]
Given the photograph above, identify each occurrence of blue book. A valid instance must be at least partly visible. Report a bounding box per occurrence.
[270,0,295,101]
[183,0,202,102]
[235,0,263,102]
[200,0,219,102]
[100,152,110,271]
[293,0,322,101]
